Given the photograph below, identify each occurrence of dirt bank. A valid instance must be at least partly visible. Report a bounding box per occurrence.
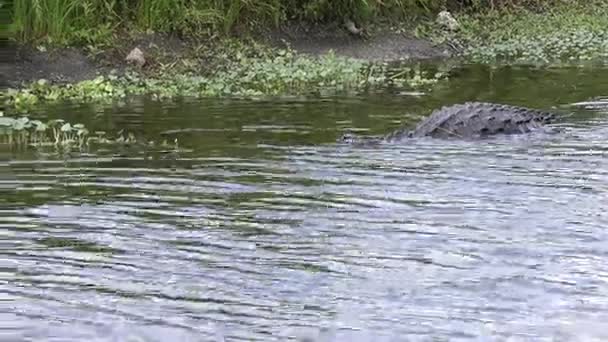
[0,25,455,89]
[0,33,191,89]
[263,22,454,62]
[0,45,111,88]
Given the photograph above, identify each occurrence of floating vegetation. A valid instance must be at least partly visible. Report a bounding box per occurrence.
[2,51,448,113]
[0,116,88,148]
[452,3,608,64]
[463,29,608,64]
[0,114,179,151]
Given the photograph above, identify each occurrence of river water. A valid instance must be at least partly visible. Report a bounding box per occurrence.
[3,64,608,341]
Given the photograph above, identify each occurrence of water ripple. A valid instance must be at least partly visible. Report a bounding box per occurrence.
[5,71,608,340]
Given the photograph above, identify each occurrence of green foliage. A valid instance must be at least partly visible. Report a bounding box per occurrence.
[0,115,90,148]
[3,0,449,44]
[8,0,118,45]
[12,0,79,42]
[10,0,608,46]
[7,0,287,43]
[0,112,181,151]
[2,50,446,113]
[454,2,608,64]
[281,0,451,24]
[0,1,10,37]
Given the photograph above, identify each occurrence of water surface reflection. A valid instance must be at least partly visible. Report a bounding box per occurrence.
[3,64,608,341]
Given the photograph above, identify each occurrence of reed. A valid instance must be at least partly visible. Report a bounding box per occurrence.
[6,0,604,43]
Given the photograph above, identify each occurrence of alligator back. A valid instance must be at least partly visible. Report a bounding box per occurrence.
[404,102,556,139]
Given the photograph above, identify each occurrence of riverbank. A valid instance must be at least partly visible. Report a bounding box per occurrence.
[1,22,454,89]
[3,1,608,114]
[1,22,458,114]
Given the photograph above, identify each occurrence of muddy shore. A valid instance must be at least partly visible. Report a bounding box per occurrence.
[0,25,455,89]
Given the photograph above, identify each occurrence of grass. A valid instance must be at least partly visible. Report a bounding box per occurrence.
[4,0,608,117]
[4,0,451,45]
[2,48,448,113]
[449,1,608,64]
[7,0,608,47]
[7,0,608,64]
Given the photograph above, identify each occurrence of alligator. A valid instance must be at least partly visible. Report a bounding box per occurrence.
[339,101,558,145]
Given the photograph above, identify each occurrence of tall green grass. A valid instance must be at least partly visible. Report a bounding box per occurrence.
[0,1,10,38]
[9,0,119,43]
[5,0,604,44]
[7,0,287,42]
[12,0,80,42]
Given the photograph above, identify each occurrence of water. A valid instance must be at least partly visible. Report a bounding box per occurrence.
[3,64,608,341]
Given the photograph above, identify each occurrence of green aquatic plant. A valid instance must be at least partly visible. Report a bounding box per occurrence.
[451,2,608,64]
[0,116,89,148]
[4,77,127,113]
[463,29,608,64]
[1,51,448,113]
[0,114,180,152]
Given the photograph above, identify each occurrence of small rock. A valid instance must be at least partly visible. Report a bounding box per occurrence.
[436,10,459,31]
[344,18,363,36]
[125,47,145,67]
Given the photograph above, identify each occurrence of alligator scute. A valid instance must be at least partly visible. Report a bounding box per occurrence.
[341,102,557,145]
